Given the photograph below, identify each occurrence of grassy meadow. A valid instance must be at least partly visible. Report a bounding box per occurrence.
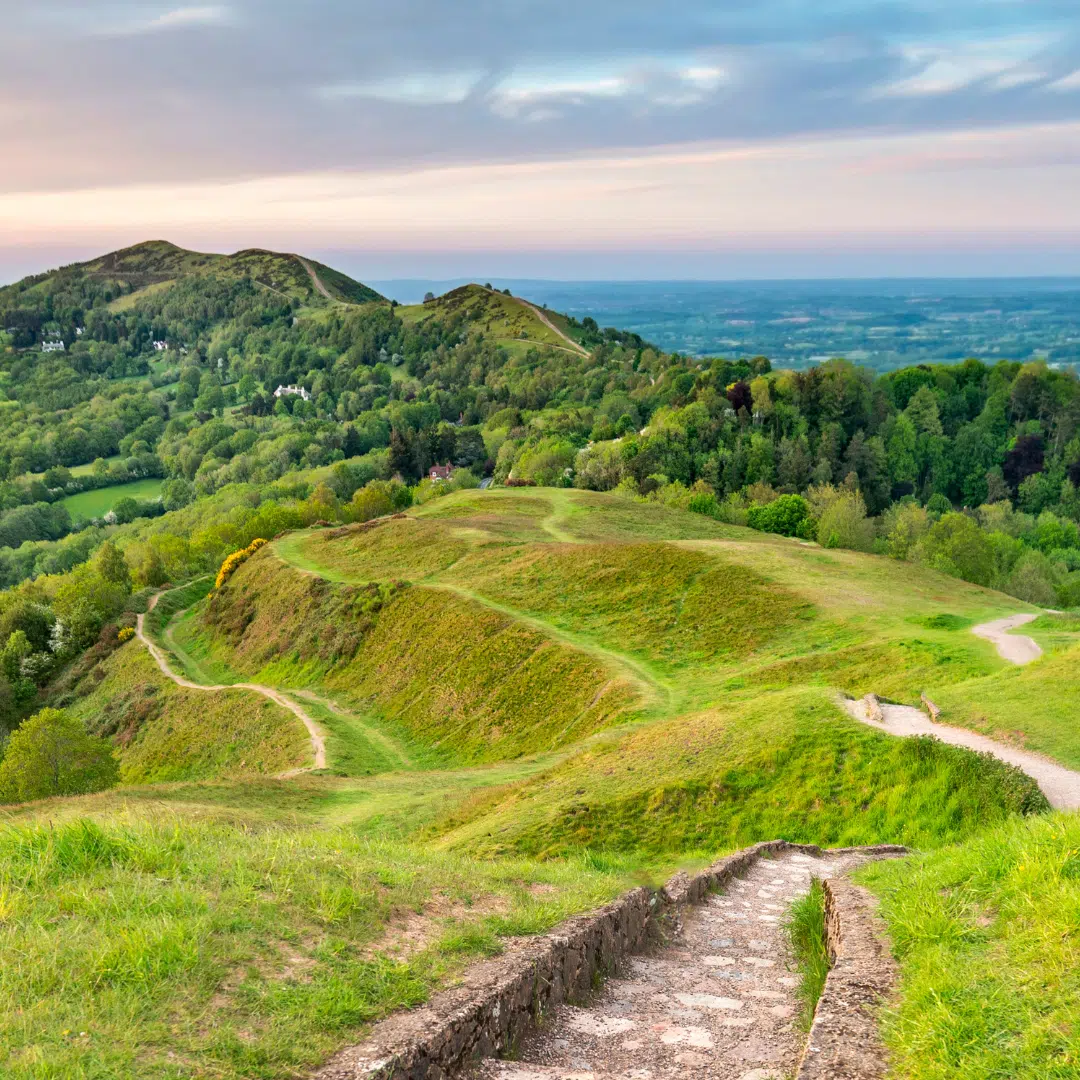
[61,477,165,520]
[4,486,1079,1077]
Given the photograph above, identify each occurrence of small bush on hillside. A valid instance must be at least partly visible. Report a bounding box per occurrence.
[0,708,118,803]
[215,537,267,589]
[747,494,811,537]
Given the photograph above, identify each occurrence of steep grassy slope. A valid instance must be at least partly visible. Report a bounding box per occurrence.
[180,552,646,763]
[67,642,308,782]
[433,687,1045,858]
[396,284,583,355]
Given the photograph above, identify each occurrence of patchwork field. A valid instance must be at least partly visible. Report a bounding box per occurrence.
[4,487,1079,1079]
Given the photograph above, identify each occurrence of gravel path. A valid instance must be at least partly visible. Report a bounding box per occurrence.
[972,613,1042,665]
[843,697,1080,810]
[135,600,326,772]
[475,849,874,1080]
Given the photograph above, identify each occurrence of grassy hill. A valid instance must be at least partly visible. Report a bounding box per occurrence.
[395,284,591,356]
[67,240,383,307]
[0,488,1077,1078]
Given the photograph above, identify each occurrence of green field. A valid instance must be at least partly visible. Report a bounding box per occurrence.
[61,477,164,520]
[2,488,1078,1078]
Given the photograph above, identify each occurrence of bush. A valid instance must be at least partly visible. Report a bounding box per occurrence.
[687,492,720,518]
[215,537,268,589]
[0,708,118,803]
[812,487,874,551]
[746,494,811,537]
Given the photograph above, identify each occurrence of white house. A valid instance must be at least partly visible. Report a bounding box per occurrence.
[41,332,65,353]
[274,384,311,402]
[152,340,169,352]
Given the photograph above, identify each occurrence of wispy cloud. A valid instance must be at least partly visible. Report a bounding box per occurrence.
[871,33,1055,97]
[317,71,482,106]
[98,5,232,37]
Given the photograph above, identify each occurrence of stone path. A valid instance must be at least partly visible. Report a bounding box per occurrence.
[475,849,873,1080]
[971,613,1042,665]
[844,697,1080,810]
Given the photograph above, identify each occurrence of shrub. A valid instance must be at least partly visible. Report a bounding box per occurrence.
[746,494,811,537]
[0,708,118,803]
[814,488,874,551]
[214,537,268,590]
[688,492,720,518]
[117,627,135,643]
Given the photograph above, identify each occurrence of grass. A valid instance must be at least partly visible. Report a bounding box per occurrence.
[6,486,1075,1077]
[0,810,649,1080]
[432,687,1047,858]
[61,478,164,520]
[857,811,1080,1079]
[68,644,309,783]
[785,879,829,1031]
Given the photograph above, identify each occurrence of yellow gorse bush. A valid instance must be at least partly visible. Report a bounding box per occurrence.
[117,627,135,643]
[215,537,268,589]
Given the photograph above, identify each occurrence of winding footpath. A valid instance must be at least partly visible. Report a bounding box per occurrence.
[135,598,326,773]
[972,612,1042,664]
[846,613,1080,811]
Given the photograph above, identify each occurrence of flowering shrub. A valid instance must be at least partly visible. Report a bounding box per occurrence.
[117,626,135,643]
[215,537,268,589]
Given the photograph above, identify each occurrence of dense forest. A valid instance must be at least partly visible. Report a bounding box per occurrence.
[0,244,1078,735]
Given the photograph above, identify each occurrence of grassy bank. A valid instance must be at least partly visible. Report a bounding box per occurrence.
[858,811,1080,1079]
[0,810,647,1080]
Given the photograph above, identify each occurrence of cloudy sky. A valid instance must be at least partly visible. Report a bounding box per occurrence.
[2,0,1080,279]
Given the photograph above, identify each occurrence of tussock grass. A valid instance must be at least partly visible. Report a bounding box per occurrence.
[0,811,643,1080]
[858,811,1080,1079]
[785,879,829,1031]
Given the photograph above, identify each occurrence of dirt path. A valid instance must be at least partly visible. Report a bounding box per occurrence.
[843,697,1080,810]
[972,613,1042,665]
[480,286,590,357]
[136,599,326,772]
[296,256,336,302]
[477,849,874,1080]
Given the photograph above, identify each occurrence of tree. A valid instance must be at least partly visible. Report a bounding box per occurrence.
[0,708,118,803]
[916,512,996,587]
[237,373,257,401]
[93,541,131,591]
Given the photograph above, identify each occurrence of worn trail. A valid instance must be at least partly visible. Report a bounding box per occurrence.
[972,613,1042,665]
[844,696,1080,810]
[477,849,872,1080]
[135,598,326,773]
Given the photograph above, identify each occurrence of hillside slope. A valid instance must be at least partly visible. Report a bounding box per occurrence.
[0,488,1069,1080]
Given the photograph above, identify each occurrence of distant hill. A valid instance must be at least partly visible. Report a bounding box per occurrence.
[1,240,383,322]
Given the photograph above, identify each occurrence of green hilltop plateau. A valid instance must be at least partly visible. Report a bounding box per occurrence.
[0,243,1079,1078]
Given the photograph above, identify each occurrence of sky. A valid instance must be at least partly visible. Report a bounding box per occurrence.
[2,0,1080,280]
